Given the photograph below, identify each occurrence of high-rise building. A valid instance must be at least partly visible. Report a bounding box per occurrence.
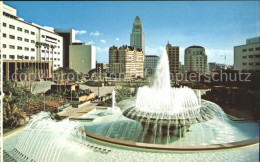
[208,62,217,72]
[144,55,159,76]
[69,43,96,74]
[54,29,75,68]
[166,42,179,74]
[184,46,207,73]
[109,45,144,79]
[1,3,63,80]
[130,16,145,54]
[234,37,260,73]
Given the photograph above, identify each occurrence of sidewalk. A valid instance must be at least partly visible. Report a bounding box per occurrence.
[57,102,104,119]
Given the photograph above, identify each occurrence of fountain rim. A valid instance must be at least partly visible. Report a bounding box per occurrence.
[84,129,259,151]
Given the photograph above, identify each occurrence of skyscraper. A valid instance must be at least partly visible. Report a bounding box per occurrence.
[130,16,145,54]
[166,42,179,75]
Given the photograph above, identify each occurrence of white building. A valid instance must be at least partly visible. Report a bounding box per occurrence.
[130,16,145,54]
[0,2,63,79]
[184,46,208,73]
[234,37,260,73]
[69,43,96,74]
[144,55,159,76]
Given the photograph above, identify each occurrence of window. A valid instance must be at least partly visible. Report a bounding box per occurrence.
[242,49,247,52]
[54,58,57,61]
[3,54,6,59]
[243,63,247,65]
[42,57,45,60]
[42,50,45,53]
[24,38,29,42]
[9,55,15,59]
[24,29,29,33]
[17,27,22,31]
[17,46,22,50]
[9,24,15,29]
[42,35,45,38]
[256,62,260,65]
[17,55,23,59]
[58,58,60,61]
[249,48,253,51]
[25,56,29,60]
[31,56,35,60]
[3,23,6,27]
[249,63,253,65]
[31,48,35,51]
[256,55,260,58]
[24,47,29,51]
[17,37,22,41]
[3,33,6,37]
[9,35,15,39]
[256,47,260,51]
[249,55,253,58]
[31,40,35,43]
[3,44,6,48]
[31,31,35,35]
[242,56,247,59]
[9,45,15,49]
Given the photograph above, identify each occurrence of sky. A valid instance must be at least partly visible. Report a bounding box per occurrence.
[5,1,260,65]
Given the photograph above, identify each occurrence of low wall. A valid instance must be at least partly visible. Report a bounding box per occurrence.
[84,129,259,151]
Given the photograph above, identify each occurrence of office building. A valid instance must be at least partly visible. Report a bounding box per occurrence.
[130,16,145,54]
[144,55,159,76]
[234,37,260,73]
[184,45,207,73]
[166,42,179,74]
[109,45,144,78]
[1,3,63,80]
[54,29,75,68]
[69,43,96,74]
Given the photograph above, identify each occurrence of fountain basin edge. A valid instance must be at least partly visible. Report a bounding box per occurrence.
[83,129,259,151]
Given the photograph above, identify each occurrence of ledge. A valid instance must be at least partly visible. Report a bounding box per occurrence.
[84,129,259,151]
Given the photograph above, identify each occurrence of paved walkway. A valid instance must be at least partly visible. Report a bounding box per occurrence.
[57,102,107,119]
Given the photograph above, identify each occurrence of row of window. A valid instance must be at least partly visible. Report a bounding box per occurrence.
[242,55,260,59]
[3,33,36,43]
[2,54,61,62]
[41,57,60,61]
[3,22,35,35]
[242,62,260,65]
[2,54,35,60]
[2,44,61,53]
[242,47,260,52]
[41,50,60,54]
[2,44,35,51]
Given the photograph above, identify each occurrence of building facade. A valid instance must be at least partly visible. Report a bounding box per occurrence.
[234,37,260,73]
[1,3,63,80]
[54,29,75,68]
[109,45,144,79]
[166,42,179,74]
[184,45,207,73]
[144,55,159,76]
[130,16,145,54]
[69,43,96,74]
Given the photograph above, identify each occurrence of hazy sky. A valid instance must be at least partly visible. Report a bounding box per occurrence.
[5,1,260,65]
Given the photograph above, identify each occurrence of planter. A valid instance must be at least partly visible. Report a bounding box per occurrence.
[65,93,95,102]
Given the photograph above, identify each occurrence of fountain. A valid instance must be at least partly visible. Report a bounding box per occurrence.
[123,51,215,137]
[3,50,258,162]
[105,89,122,115]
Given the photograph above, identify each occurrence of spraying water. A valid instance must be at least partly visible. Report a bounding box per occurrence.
[105,89,122,115]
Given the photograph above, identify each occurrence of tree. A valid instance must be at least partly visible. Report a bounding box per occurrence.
[17,66,37,92]
[3,91,26,128]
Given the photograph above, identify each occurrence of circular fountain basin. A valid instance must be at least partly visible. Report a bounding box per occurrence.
[83,129,259,151]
